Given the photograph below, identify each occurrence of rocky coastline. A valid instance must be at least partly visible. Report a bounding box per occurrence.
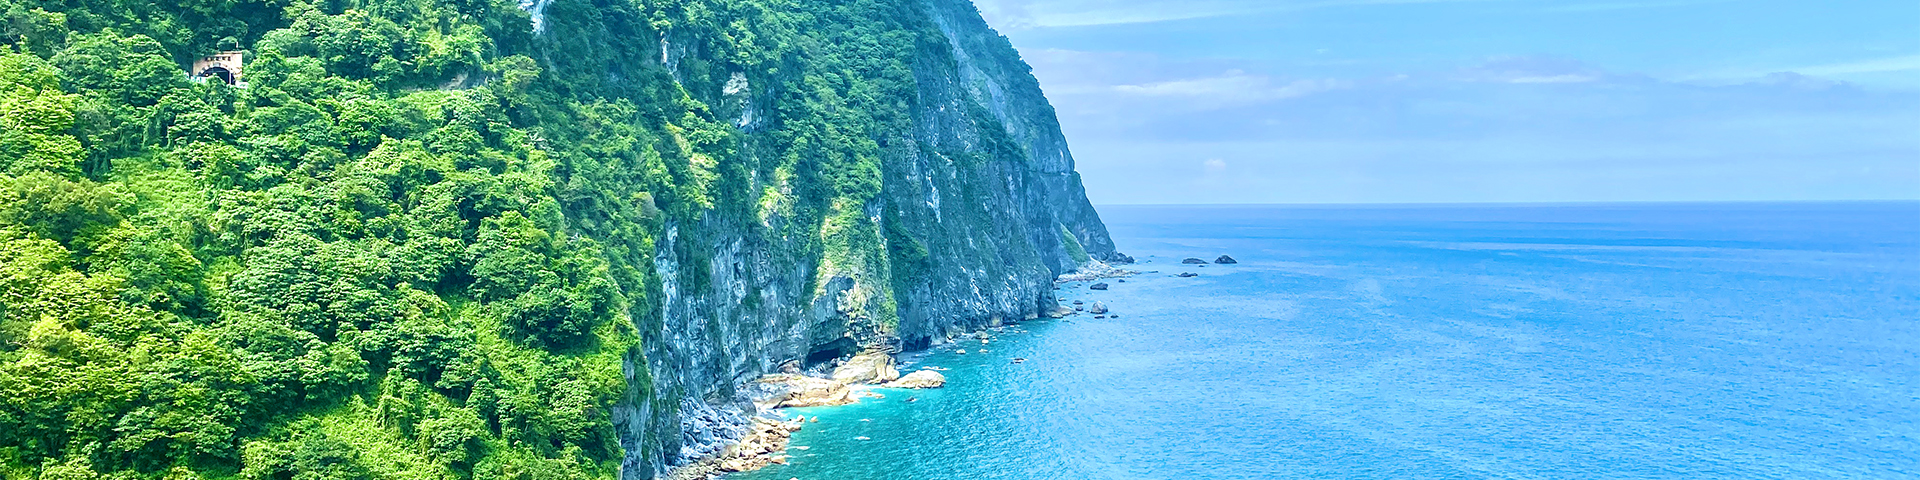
[662,261,1143,479]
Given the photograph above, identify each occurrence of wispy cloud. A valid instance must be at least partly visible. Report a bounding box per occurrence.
[975,0,1738,28]
[1110,71,1349,102]
[1794,54,1920,76]
[976,0,1497,28]
[1458,56,1613,84]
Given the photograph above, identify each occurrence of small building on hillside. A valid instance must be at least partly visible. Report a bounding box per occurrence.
[190,51,245,86]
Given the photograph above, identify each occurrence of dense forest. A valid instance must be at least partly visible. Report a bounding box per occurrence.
[0,0,1084,476]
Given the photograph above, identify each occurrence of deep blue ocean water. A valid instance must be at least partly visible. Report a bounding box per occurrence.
[739,202,1920,479]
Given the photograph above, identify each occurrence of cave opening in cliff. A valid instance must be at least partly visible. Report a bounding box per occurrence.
[805,337,858,366]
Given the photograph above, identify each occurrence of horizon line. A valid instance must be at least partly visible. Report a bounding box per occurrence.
[1092,199,1920,208]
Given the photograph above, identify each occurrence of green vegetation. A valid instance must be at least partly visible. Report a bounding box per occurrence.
[1059,224,1089,265]
[0,0,985,477]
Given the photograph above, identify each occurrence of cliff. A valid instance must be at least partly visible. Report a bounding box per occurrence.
[619,1,1126,476]
[0,0,1118,477]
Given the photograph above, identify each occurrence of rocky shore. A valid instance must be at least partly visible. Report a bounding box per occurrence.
[668,258,1148,478]
[667,349,955,478]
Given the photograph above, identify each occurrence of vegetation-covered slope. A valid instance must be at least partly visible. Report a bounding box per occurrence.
[0,0,1120,478]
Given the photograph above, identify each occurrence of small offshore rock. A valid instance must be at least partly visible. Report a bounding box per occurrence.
[1088,302,1108,314]
[1182,257,1209,264]
[1094,315,1106,319]
[1117,279,1126,283]
[1215,255,1238,264]
[1177,272,1199,278]
[884,370,947,389]
[1089,282,1109,290]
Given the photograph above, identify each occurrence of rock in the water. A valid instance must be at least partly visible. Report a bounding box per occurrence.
[1215,255,1238,264]
[831,352,900,384]
[1182,257,1209,264]
[1089,282,1108,290]
[884,370,947,389]
[1089,302,1108,314]
[1177,272,1199,278]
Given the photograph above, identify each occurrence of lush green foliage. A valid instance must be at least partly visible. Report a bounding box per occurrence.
[0,0,986,476]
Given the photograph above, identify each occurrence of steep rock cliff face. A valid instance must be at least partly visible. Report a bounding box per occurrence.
[568,1,1124,477]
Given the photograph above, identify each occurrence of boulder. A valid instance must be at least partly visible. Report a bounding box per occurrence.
[1088,302,1108,314]
[762,375,857,408]
[1215,255,1237,264]
[1182,257,1209,264]
[1089,282,1108,290]
[831,352,900,384]
[884,370,947,389]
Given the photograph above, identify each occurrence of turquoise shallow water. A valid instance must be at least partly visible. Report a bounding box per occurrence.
[738,202,1920,480]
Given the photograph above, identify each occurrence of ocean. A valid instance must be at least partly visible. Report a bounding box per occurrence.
[737,202,1920,479]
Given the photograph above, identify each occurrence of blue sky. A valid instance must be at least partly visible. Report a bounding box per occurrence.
[971,0,1920,204]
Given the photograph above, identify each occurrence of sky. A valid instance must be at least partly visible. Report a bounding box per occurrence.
[968,0,1920,204]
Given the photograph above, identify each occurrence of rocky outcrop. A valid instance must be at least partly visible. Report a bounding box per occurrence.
[757,374,859,409]
[1088,302,1108,314]
[832,352,902,385]
[1215,255,1238,264]
[884,370,948,389]
[1056,260,1137,283]
[1182,258,1209,264]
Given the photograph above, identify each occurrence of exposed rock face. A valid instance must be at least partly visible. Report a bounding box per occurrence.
[832,352,902,385]
[607,1,1129,477]
[884,370,948,389]
[1182,258,1209,264]
[1215,255,1238,264]
[757,375,859,409]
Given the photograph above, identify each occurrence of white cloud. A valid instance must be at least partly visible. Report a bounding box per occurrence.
[1794,54,1920,77]
[1507,74,1602,84]
[1110,71,1349,102]
[1203,159,1228,173]
[974,0,1729,29]
[1460,56,1611,84]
